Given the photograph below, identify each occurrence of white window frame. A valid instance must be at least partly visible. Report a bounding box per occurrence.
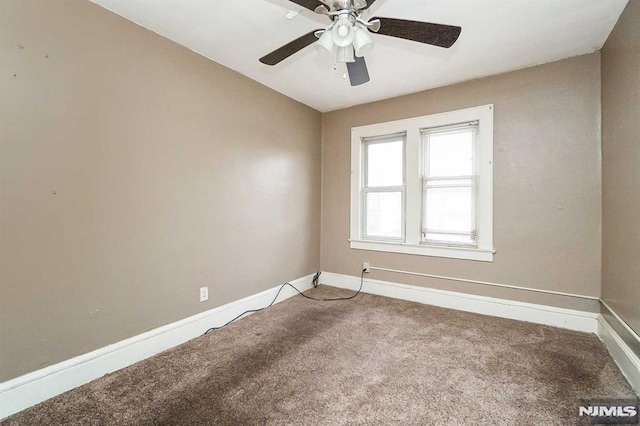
[350,104,494,262]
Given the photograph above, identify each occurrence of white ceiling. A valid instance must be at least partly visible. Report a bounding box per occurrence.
[90,0,627,112]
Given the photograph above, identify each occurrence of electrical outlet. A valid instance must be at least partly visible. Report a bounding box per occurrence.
[363,262,370,273]
[199,287,208,302]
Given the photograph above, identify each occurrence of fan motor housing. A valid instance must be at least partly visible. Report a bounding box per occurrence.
[330,0,366,13]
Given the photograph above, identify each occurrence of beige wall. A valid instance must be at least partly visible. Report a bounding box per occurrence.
[321,53,602,312]
[601,0,640,333]
[0,0,321,381]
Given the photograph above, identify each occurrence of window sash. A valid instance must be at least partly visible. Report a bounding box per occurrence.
[421,178,478,247]
[421,122,478,178]
[363,189,405,241]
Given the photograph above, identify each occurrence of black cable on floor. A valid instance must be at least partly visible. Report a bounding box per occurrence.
[203,269,365,335]
[291,270,364,302]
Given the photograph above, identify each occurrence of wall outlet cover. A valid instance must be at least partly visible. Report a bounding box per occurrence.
[199,287,208,302]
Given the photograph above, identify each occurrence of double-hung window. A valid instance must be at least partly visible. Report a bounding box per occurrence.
[362,134,406,241]
[421,122,478,247]
[350,105,494,262]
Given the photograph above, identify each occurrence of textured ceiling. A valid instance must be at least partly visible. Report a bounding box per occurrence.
[90,0,628,112]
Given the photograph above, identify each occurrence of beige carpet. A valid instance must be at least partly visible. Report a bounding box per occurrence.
[2,285,635,425]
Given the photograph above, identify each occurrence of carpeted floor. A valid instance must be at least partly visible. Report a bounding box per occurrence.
[2,285,635,425]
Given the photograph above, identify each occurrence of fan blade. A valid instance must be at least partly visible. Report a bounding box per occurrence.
[372,17,461,48]
[361,0,378,10]
[287,0,325,12]
[259,30,322,66]
[347,54,370,86]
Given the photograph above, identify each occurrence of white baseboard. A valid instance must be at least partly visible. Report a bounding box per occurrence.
[597,315,640,395]
[0,273,316,420]
[320,272,598,333]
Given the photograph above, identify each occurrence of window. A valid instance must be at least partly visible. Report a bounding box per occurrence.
[362,134,405,241]
[350,105,494,262]
[422,122,477,246]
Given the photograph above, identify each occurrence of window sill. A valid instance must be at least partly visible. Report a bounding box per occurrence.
[349,239,495,262]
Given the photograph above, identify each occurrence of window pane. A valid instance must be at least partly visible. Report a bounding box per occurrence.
[366,192,402,238]
[423,185,473,233]
[367,140,403,187]
[426,130,474,177]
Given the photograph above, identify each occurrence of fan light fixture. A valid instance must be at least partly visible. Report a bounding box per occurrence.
[336,45,355,63]
[315,13,372,63]
[332,14,356,47]
[315,29,334,55]
[353,26,373,56]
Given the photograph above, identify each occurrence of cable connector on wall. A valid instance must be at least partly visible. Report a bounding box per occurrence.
[363,262,370,273]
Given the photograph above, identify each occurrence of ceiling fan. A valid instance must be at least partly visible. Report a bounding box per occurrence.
[259,0,462,86]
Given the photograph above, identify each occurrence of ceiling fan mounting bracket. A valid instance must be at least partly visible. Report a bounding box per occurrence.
[315,0,369,17]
